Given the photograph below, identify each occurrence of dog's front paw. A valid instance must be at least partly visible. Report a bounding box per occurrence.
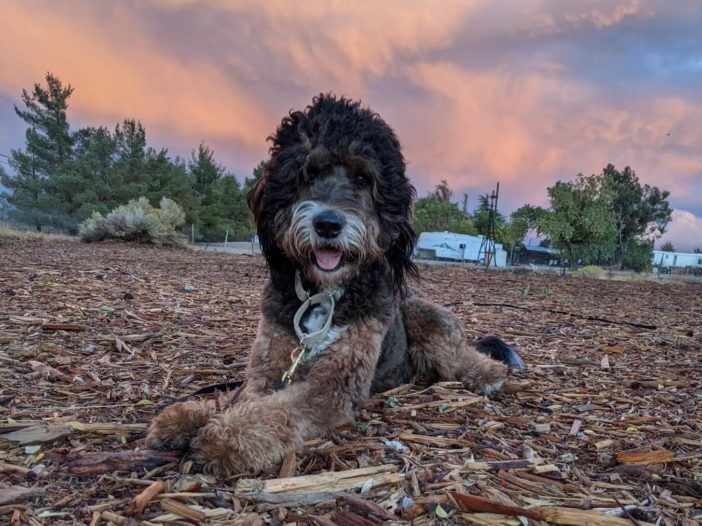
[190,421,247,477]
[146,401,213,450]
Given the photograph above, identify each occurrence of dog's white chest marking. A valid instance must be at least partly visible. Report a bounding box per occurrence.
[302,304,345,360]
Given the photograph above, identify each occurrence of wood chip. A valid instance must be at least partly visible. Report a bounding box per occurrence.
[1,238,699,524]
[237,465,401,495]
[126,480,165,516]
[0,486,46,505]
[616,448,675,465]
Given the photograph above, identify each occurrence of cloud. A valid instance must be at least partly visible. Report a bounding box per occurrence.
[0,2,270,156]
[0,0,700,217]
[660,210,702,253]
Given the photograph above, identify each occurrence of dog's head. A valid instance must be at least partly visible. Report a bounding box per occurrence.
[248,94,417,293]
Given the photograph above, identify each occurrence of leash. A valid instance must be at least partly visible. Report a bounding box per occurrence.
[273,272,342,390]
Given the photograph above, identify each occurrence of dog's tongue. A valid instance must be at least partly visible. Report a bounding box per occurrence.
[315,248,342,270]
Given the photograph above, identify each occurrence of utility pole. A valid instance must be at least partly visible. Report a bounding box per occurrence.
[478,182,499,268]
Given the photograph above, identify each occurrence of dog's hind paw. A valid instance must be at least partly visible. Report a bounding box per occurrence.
[146,401,213,451]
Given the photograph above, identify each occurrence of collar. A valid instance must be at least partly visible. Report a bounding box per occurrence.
[292,272,342,348]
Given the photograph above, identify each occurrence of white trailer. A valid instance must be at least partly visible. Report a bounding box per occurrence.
[652,250,702,270]
[416,231,508,267]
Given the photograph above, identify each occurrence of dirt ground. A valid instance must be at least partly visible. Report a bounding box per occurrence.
[0,238,700,525]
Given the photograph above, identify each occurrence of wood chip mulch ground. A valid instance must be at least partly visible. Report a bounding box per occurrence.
[0,237,700,525]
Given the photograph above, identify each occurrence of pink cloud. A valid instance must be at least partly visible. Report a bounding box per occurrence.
[0,3,270,152]
[0,0,699,220]
[660,210,702,253]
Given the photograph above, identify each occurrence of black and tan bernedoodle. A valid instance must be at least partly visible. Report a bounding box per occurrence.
[147,94,525,475]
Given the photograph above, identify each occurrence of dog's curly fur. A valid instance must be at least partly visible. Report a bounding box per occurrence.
[147,94,524,476]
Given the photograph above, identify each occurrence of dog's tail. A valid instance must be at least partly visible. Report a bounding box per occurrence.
[475,336,525,369]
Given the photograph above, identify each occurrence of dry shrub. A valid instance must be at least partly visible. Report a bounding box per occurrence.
[79,197,186,247]
[574,265,605,279]
[0,223,76,243]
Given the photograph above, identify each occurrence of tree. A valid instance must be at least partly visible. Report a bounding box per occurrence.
[113,119,147,201]
[510,205,546,246]
[190,144,223,195]
[537,174,617,269]
[217,174,254,239]
[695,247,702,254]
[660,240,675,252]
[472,193,508,239]
[48,126,119,228]
[412,180,476,235]
[142,150,198,224]
[243,161,265,196]
[413,195,476,235]
[0,75,264,240]
[622,239,654,272]
[188,144,228,241]
[432,179,453,203]
[602,164,672,266]
[1,73,74,229]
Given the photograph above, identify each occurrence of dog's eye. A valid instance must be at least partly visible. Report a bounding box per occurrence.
[303,163,320,180]
[354,173,368,187]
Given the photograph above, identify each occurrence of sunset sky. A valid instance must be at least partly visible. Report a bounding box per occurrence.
[1,1,700,250]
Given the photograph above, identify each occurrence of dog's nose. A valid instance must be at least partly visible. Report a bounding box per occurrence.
[313,210,344,238]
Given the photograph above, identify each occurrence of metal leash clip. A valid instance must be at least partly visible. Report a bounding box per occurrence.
[279,343,307,386]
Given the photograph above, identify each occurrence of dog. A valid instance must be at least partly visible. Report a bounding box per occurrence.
[146,94,525,475]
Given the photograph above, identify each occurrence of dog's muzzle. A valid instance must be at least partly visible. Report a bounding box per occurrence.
[312,210,344,271]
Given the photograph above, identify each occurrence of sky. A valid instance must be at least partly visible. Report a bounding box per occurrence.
[0,0,700,251]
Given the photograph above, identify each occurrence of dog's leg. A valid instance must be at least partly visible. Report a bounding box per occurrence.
[188,318,384,476]
[402,294,509,396]
[146,320,295,450]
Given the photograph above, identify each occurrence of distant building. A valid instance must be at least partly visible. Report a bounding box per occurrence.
[652,250,702,271]
[415,232,508,267]
[518,245,565,267]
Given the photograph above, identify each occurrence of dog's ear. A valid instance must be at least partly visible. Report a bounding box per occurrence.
[246,168,267,223]
[246,163,295,287]
[385,182,419,294]
[246,166,275,260]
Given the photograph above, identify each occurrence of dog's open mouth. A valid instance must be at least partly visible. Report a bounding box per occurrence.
[314,248,344,272]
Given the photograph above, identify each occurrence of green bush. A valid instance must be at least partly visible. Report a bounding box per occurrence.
[79,197,186,247]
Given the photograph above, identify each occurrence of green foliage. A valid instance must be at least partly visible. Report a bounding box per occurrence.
[507,204,548,253]
[79,197,186,247]
[412,180,477,235]
[622,239,653,272]
[659,240,675,252]
[602,164,672,266]
[413,195,477,235]
[537,174,617,269]
[472,194,504,236]
[3,74,257,241]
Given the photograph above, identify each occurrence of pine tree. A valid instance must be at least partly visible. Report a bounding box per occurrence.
[189,144,226,241]
[1,73,74,229]
[113,119,147,201]
[70,126,119,216]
